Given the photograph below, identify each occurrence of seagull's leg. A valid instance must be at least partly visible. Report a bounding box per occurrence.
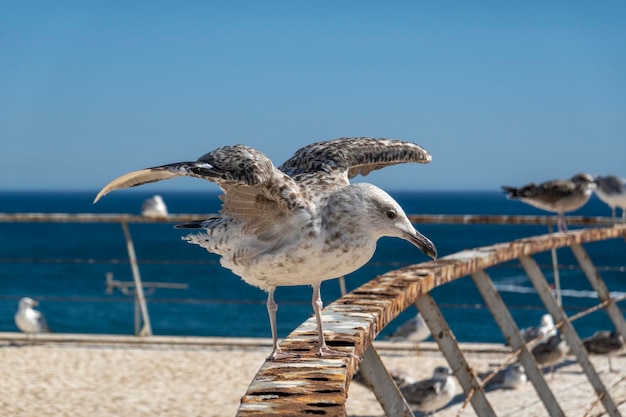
[311,283,360,360]
[312,282,329,354]
[266,287,280,358]
[608,356,616,373]
[265,287,298,361]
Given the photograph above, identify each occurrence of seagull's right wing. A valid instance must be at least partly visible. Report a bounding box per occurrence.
[279,137,432,182]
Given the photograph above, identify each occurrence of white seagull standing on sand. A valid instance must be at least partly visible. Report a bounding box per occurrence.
[594,175,626,222]
[531,334,568,378]
[583,330,624,373]
[520,313,557,345]
[388,312,431,343]
[94,137,437,360]
[501,173,595,232]
[400,366,457,415]
[482,364,527,390]
[14,297,50,334]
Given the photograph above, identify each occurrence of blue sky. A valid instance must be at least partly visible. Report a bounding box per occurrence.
[1,2,625,192]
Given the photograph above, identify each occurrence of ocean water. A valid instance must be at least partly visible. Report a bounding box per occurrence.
[0,190,624,343]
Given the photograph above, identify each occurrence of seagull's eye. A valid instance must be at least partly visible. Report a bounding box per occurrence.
[386,210,397,219]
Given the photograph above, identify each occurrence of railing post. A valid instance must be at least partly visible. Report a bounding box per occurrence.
[416,294,498,417]
[344,274,415,417]
[519,254,621,417]
[121,221,152,336]
[471,269,566,417]
[570,243,626,340]
[357,346,416,417]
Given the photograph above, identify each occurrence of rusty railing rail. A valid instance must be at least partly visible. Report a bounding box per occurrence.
[237,224,626,417]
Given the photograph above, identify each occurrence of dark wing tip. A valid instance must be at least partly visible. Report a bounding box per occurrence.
[174,220,207,229]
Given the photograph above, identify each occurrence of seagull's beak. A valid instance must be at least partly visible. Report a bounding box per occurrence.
[404,230,437,260]
[32,300,39,306]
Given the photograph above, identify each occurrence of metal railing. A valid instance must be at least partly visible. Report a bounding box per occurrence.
[236,223,626,417]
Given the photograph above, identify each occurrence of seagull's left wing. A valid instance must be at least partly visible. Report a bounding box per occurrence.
[279,137,432,186]
[94,145,301,211]
[35,310,51,332]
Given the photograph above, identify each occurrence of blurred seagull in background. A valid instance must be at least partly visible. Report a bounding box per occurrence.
[141,194,169,218]
[531,334,568,378]
[400,366,457,416]
[502,173,595,232]
[482,364,527,390]
[594,175,626,222]
[388,312,431,343]
[14,297,50,334]
[520,314,557,345]
[94,137,437,360]
[583,330,624,373]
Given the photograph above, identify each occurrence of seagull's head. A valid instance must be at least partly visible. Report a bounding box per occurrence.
[510,364,525,375]
[433,366,453,379]
[353,183,437,260]
[540,314,554,327]
[572,172,596,191]
[19,297,37,309]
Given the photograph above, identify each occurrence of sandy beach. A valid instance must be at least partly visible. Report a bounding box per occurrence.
[1,334,624,417]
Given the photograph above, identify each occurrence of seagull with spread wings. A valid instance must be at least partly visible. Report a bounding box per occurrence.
[95,137,437,360]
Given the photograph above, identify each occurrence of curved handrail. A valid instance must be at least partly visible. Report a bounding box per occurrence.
[0,212,618,226]
[236,224,626,416]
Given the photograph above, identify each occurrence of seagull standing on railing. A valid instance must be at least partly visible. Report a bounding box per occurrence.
[594,175,626,222]
[501,173,596,232]
[94,137,437,360]
[14,297,51,334]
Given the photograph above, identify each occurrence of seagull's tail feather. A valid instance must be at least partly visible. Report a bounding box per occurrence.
[182,232,224,255]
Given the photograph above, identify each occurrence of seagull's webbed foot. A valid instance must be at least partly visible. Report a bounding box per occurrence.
[310,283,362,361]
[316,345,361,361]
[267,348,301,362]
